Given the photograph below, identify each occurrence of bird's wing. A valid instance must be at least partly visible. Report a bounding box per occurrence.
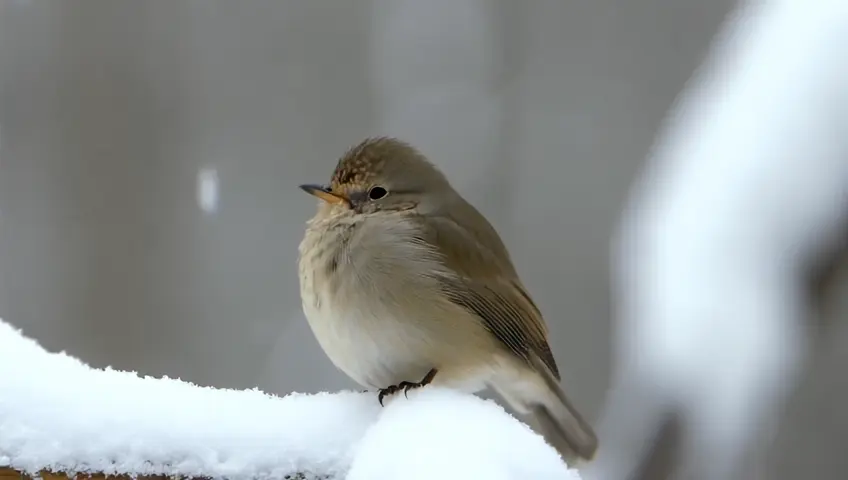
[414,213,561,380]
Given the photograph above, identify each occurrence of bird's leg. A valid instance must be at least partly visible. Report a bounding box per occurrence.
[377,368,438,405]
[399,368,439,397]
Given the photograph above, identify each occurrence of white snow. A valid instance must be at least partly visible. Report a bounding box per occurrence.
[0,318,579,480]
[348,388,576,480]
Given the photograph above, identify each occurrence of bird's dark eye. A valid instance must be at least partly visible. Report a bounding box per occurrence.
[368,186,388,200]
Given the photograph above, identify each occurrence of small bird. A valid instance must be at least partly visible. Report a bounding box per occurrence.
[297,137,598,464]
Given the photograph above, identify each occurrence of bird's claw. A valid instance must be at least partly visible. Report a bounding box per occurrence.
[377,384,400,406]
[398,381,418,398]
[377,380,428,405]
[376,369,439,406]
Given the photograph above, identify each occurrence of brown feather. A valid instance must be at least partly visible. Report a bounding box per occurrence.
[410,211,561,380]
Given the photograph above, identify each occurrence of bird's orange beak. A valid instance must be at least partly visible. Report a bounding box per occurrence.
[299,184,347,205]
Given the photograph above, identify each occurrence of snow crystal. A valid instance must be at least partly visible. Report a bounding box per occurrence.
[0,319,579,479]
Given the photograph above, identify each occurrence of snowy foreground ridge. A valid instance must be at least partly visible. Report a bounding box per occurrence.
[0,319,580,480]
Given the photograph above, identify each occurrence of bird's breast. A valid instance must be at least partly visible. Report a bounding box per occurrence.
[297,215,439,388]
[297,214,496,389]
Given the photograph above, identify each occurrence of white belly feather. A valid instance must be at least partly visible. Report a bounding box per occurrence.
[300,294,433,389]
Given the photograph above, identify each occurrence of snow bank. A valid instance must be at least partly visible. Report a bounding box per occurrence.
[0,319,579,480]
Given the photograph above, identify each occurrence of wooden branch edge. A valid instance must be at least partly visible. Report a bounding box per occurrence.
[0,467,315,480]
[0,467,174,480]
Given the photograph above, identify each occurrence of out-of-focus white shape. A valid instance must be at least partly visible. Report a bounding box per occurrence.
[586,1,848,479]
[0,318,578,480]
[196,167,219,214]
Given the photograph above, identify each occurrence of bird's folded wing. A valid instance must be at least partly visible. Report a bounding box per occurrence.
[413,214,561,380]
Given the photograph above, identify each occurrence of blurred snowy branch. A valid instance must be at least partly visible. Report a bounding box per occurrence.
[0,319,580,480]
[585,1,848,479]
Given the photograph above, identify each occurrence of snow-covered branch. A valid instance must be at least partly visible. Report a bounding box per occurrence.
[0,319,580,480]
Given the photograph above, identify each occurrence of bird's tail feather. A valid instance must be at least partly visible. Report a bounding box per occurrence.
[531,399,598,465]
[528,354,599,465]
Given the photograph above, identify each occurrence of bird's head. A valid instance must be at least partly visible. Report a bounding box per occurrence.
[300,137,455,217]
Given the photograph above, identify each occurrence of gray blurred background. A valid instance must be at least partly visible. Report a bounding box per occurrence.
[1,1,846,478]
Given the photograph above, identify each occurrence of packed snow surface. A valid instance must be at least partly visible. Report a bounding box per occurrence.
[0,319,580,479]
